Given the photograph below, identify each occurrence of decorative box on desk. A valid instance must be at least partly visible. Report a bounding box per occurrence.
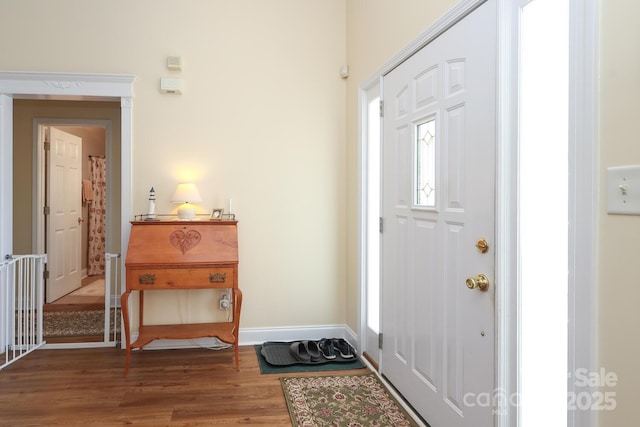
[121,220,242,375]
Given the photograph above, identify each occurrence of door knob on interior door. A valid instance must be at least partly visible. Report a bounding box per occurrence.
[78,217,84,223]
[466,274,489,291]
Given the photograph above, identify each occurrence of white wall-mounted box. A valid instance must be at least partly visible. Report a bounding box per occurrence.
[167,56,183,71]
[160,78,183,94]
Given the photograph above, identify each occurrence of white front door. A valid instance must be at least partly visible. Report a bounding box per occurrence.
[381,1,496,426]
[47,127,82,303]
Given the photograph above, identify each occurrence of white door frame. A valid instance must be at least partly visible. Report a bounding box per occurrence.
[0,72,134,324]
[566,0,599,426]
[357,0,599,426]
[357,77,382,365]
[0,94,13,262]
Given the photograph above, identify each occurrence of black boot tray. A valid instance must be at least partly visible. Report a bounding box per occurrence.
[260,341,358,366]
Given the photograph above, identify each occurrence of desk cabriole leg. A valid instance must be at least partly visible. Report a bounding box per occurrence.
[120,291,132,376]
[233,288,243,371]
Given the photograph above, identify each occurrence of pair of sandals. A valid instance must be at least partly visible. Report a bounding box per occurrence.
[289,338,355,363]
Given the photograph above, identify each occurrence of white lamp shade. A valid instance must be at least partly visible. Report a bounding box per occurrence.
[171,183,202,220]
[171,183,202,203]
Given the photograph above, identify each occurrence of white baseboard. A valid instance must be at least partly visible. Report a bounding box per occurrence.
[127,324,358,351]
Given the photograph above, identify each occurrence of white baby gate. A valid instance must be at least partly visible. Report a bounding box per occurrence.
[102,252,122,345]
[1,252,122,370]
[42,252,122,350]
[0,254,47,371]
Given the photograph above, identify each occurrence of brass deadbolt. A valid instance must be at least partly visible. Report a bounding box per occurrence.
[475,238,489,253]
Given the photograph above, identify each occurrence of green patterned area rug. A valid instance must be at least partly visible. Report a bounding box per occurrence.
[281,373,420,427]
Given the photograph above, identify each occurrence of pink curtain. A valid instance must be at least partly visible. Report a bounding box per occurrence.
[88,157,106,275]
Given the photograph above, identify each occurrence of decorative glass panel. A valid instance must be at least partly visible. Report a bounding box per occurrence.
[415,119,436,207]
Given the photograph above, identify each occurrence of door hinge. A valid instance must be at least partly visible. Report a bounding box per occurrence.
[379,100,384,117]
[43,269,49,280]
[378,333,383,349]
[43,140,50,151]
[379,217,383,233]
[43,206,50,215]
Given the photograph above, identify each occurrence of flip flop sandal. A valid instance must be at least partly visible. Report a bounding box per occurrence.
[289,341,311,362]
[305,340,322,362]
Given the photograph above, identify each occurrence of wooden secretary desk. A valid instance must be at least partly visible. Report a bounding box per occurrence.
[121,220,242,375]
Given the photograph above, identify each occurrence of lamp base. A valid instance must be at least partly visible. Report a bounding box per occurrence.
[176,205,196,220]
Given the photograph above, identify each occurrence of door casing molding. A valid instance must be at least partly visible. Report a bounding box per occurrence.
[0,72,134,312]
[567,0,599,426]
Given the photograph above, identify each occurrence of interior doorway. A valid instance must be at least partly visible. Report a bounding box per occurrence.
[33,118,113,344]
[12,99,120,345]
[35,122,109,305]
[0,71,134,350]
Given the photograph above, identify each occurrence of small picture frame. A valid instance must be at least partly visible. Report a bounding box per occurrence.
[210,208,224,220]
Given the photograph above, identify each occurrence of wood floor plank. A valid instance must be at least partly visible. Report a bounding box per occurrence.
[0,345,370,426]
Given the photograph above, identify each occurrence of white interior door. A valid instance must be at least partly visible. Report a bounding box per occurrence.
[381,1,496,426]
[47,127,82,303]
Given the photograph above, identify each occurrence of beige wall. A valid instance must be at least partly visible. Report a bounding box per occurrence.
[3,0,347,328]
[3,0,456,334]
[599,1,640,425]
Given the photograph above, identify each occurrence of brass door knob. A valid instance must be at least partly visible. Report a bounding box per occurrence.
[466,274,489,291]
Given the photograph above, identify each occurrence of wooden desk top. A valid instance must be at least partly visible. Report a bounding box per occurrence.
[125,220,239,266]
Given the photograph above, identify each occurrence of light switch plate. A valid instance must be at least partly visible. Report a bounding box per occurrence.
[606,166,640,215]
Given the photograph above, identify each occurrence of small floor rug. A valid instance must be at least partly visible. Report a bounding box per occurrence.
[43,308,119,337]
[281,373,419,427]
[255,344,366,374]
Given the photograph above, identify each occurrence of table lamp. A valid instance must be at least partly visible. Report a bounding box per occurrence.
[171,183,202,220]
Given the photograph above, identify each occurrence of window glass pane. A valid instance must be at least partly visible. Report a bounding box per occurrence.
[415,119,436,207]
[367,95,380,334]
[520,0,568,425]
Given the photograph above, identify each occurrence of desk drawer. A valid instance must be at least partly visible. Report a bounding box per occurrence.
[128,267,235,290]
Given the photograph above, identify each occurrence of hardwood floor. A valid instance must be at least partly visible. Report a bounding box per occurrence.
[0,345,370,426]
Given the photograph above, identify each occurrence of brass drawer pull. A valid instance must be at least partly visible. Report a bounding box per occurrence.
[209,272,227,283]
[138,273,156,285]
